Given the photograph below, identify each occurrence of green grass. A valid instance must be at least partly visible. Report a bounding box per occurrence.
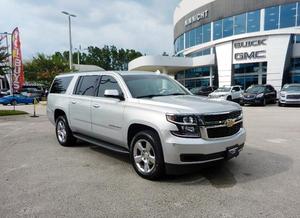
[0,110,28,116]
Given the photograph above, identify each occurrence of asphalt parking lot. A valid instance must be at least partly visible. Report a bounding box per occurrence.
[0,104,300,217]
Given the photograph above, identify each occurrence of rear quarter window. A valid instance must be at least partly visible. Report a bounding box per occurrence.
[50,76,73,94]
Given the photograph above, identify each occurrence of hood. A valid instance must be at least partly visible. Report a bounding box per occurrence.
[137,95,241,114]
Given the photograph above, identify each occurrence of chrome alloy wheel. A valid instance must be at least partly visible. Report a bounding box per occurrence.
[133,139,156,174]
[57,120,67,143]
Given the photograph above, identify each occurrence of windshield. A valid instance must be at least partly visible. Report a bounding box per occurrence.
[282,85,300,92]
[215,87,231,92]
[246,86,265,94]
[122,74,189,98]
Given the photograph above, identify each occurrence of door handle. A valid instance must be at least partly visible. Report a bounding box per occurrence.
[93,104,100,108]
[71,101,77,104]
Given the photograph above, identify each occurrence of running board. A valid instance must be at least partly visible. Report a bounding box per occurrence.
[73,133,129,154]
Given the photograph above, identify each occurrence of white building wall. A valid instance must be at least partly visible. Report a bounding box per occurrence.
[266,35,291,90]
[215,41,233,87]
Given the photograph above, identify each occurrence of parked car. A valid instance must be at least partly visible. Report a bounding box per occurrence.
[208,85,243,102]
[190,86,216,96]
[47,71,246,180]
[279,84,300,106]
[0,94,35,105]
[240,84,277,106]
[21,85,45,100]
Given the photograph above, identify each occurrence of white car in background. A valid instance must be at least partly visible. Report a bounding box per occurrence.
[209,86,243,102]
[279,84,300,106]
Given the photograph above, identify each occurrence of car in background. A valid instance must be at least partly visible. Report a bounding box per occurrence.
[208,85,243,102]
[279,84,300,106]
[240,84,277,106]
[21,85,45,100]
[190,86,216,96]
[0,94,35,106]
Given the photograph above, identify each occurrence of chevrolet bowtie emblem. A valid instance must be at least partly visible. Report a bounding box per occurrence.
[225,119,235,128]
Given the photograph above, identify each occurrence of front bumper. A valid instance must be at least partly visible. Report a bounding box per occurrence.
[241,97,262,105]
[279,98,300,105]
[162,128,246,166]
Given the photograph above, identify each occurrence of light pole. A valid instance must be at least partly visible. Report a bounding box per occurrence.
[61,11,76,70]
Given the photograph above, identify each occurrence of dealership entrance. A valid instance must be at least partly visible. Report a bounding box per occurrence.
[233,62,267,90]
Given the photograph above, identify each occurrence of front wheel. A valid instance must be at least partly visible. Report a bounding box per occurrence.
[55,115,76,147]
[130,130,165,180]
[10,100,17,106]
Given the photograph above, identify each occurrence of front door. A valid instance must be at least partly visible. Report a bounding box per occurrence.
[91,75,125,147]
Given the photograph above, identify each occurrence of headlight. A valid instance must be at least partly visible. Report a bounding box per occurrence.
[256,93,264,98]
[166,114,201,138]
[280,93,286,98]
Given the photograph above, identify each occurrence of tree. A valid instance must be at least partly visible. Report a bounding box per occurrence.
[24,45,143,87]
[24,53,69,87]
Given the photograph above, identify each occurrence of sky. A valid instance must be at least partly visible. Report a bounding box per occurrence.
[0,0,181,60]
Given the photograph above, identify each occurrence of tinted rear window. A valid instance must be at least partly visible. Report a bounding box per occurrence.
[50,76,73,94]
[74,75,99,96]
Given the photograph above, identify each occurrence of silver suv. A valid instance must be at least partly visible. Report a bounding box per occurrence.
[47,71,246,180]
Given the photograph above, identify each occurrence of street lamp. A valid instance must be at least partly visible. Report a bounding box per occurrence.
[61,11,76,70]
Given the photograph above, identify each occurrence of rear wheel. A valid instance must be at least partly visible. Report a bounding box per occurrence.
[227,96,232,101]
[130,130,165,180]
[55,115,76,147]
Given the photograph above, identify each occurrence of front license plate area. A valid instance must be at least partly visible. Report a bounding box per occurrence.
[226,145,240,160]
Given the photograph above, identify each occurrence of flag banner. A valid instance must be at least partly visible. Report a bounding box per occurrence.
[12,27,25,92]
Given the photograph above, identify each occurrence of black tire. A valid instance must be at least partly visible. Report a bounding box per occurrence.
[130,130,165,180]
[227,96,232,101]
[55,115,76,147]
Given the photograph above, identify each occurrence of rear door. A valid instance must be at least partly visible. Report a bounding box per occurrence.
[91,75,125,146]
[69,75,100,136]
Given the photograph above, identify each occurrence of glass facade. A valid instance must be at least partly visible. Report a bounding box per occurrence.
[233,62,267,90]
[175,67,213,90]
[175,2,300,55]
[264,6,279,30]
[290,58,300,83]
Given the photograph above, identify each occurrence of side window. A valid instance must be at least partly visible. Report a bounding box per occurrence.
[75,75,99,96]
[50,76,73,94]
[233,87,240,92]
[97,75,122,97]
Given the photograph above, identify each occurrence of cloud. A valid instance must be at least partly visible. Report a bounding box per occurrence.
[0,0,180,59]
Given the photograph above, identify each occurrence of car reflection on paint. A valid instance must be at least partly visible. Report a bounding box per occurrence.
[0,94,35,106]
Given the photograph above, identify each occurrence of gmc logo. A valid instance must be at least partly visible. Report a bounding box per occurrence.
[235,51,266,60]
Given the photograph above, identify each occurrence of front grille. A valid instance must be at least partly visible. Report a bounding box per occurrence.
[200,110,242,123]
[207,122,242,138]
[287,95,300,100]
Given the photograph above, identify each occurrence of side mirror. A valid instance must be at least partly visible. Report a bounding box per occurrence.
[104,89,124,100]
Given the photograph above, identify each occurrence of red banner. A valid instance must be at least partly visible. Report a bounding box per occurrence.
[12,28,25,92]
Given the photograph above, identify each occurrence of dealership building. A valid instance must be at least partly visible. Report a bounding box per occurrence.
[129,0,300,91]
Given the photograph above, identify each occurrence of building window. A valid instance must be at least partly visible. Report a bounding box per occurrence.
[213,20,223,40]
[223,17,234,37]
[280,3,297,28]
[175,34,184,54]
[264,6,279,30]
[195,26,203,45]
[234,13,246,35]
[203,23,211,43]
[247,10,260,32]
